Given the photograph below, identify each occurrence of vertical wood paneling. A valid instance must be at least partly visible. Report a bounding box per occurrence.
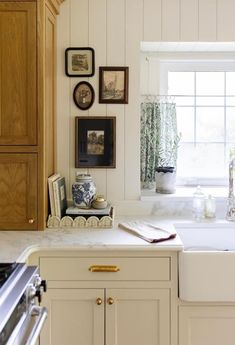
[162,0,180,41]
[69,0,89,196]
[57,0,235,205]
[143,0,161,41]
[88,0,107,197]
[198,0,216,41]
[217,0,235,41]
[56,0,71,195]
[125,0,143,199]
[106,0,125,202]
[180,0,198,41]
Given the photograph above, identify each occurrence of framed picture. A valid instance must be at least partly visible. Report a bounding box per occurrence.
[65,47,95,77]
[73,81,95,110]
[99,66,129,104]
[75,116,116,168]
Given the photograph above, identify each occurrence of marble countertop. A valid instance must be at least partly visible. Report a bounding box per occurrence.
[0,217,183,262]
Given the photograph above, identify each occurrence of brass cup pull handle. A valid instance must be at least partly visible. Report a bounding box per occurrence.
[89,265,120,273]
[96,298,102,305]
[107,297,114,305]
[28,218,35,224]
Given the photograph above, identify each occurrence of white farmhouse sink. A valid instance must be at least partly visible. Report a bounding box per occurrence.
[176,223,235,302]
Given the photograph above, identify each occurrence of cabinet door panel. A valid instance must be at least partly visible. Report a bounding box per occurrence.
[40,289,105,345]
[0,2,36,145]
[0,153,37,229]
[106,289,170,345]
[179,306,235,345]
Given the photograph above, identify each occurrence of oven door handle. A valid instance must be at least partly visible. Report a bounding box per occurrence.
[24,306,48,345]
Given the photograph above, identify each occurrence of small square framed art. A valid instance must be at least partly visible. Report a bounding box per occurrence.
[65,47,95,77]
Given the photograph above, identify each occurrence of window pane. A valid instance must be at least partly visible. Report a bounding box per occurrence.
[194,144,225,177]
[196,96,224,106]
[197,107,224,142]
[174,96,194,106]
[168,72,194,95]
[177,143,225,178]
[226,107,235,141]
[226,96,235,106]
[177,143,195,177]
[196,72,224,95]
[176,107,194,142]
[226,72,235,95]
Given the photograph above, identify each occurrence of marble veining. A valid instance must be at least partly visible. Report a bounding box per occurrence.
[0,217,183,263]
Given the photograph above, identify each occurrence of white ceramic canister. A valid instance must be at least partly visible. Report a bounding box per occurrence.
[72,174,96,209]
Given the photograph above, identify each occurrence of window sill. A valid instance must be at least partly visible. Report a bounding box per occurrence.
[141,186,228,201]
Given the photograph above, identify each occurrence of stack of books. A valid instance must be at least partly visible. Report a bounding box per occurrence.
[48,173,68,218]
[66,204,112,219]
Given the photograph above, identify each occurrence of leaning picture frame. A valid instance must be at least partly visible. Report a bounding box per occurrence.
[99,66,129,104]
[65,47,95,77]
[75,116,116,168]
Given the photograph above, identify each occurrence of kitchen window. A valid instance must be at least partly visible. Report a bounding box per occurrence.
[159,60,235,186]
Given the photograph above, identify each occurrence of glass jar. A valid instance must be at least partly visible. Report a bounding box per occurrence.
[72,174,96,209]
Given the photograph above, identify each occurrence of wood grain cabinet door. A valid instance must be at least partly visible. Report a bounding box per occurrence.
[0,2,37,145]
[0,153,37,229]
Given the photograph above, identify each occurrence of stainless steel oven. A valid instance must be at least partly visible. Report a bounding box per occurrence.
[0,263,47,345]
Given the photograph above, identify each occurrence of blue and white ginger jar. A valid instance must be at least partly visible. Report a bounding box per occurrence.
[72,174,96,209]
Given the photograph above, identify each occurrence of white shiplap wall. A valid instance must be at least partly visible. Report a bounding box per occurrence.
[57,0,235,204]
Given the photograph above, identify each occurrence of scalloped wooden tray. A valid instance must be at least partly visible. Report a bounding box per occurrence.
[47,207,114,229]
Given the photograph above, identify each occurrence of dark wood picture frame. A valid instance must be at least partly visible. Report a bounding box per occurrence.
[99,66,129,104]
[75,116,116,168]
[73,81,95,111]
[65,47,95,77]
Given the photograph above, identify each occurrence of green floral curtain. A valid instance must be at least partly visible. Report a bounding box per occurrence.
[140,101,178,189]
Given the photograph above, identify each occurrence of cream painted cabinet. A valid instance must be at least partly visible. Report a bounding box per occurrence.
[41,287,169,345]
[106,288,170,345]
[40,289,105,345]
[36,253,175,345]
[179,306,235,345]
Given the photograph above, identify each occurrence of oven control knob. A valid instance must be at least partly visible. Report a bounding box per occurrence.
[34,274,42,288]
[27,284,36,301]
[41,280,47,292]
[35,290,42,304]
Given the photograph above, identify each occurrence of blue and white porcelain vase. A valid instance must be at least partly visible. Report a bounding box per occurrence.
[72,174,96,209]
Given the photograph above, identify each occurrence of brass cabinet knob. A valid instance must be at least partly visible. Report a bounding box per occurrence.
[107,297,114,305]
[96,298,102,305]
[28,218,35,224]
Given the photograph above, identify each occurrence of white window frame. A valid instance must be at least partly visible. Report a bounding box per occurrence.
[159,59,235,187]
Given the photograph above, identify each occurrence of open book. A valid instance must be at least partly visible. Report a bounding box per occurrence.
[118,221,176,243]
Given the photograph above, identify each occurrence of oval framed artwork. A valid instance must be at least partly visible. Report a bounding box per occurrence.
[73,81,95,110]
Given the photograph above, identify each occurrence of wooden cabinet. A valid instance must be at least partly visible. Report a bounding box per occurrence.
[0,154,37,229]
[0,2,37,145]
[33,252,177,345]
[0,0,64,230]
[179,306,235,345]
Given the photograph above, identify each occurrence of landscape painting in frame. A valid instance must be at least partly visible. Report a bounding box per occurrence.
[99,67,129,104]
[75,116,116,168]
[65,47,95,77]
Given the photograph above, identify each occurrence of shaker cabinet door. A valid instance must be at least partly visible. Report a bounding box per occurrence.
[40,289,105,345]
[0,2,37,145]
[106,288,170,345]
[0,153,37,229]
